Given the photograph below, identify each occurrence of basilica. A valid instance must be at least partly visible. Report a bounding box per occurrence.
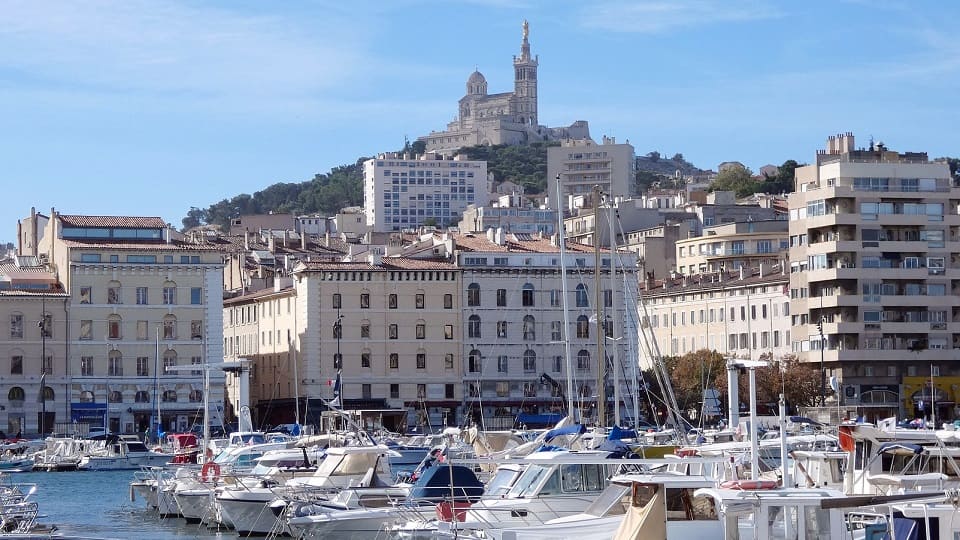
[418,21,590,155]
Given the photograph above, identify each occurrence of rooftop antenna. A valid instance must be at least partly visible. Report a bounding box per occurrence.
[868,135,875,152]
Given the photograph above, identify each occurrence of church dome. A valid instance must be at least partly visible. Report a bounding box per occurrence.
[466,70,487,95]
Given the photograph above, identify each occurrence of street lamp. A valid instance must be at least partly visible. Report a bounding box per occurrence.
[38,294,47,437]
[818,317,825,407]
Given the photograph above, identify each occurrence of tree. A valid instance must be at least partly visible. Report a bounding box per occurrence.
[646,151,660,162]
[761,159,799,195]
[181,207,207,231]
[710,164,759,197]
[663,350,728,416]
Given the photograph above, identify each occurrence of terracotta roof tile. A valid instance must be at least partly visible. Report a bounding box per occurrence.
[58,215,168,228]
[296,257,458,272]
[60,239,225,251]
[449,232,610,254]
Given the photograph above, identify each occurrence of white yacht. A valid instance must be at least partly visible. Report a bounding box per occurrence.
[76,435,172,471]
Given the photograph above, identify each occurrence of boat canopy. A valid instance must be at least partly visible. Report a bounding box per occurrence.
[407,464,484,503]
[876,442,923,456]
[544,424,586,443]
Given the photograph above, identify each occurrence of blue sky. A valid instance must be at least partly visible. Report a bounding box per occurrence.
[2,1,958,235]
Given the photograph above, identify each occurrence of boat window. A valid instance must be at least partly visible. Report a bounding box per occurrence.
[332,453,379,476]
[538,468,561,496]
[583,464,604,491]
[560,464,583,491]
[486,468,520,497]
[666,488,717,521]
[508,464,551,497]
[631,483,658,508]
[766,505,799,540]
[583,484,631,517]
[803,506,830,539]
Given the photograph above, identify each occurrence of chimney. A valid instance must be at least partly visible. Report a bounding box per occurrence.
[759,263,764,278]
[325,231,331,247]
[283,230,289,248]
[244,228,249,251]
[268,233,275,253]
[495,227,504,246]
[739,266,744,280]
[300,231,307,250]
[368,252,382,265]
[486,228,495,243]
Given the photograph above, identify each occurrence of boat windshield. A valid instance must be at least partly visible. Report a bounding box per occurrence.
[507,464,556,498]
[485,467,521,497]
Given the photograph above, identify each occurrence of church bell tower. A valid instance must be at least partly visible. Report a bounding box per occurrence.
[513,20,538,126]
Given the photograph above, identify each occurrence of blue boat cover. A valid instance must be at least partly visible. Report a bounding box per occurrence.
[876,442,923,455]
[516,413,564,427]
[544,424,586,442]
[607,426,637,440]
[408,464,485,503]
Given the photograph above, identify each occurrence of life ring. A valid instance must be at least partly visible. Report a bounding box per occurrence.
[720,479,778,490]
[201,462,221,483]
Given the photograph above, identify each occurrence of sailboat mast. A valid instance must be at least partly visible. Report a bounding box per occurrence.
[555,174,576,420]
[593,185,606,428]
[607,196,620,426]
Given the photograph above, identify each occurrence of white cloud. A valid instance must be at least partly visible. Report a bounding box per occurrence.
[576,0,783,33]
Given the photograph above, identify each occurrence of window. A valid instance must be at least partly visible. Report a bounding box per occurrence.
[360,293,370,308]
[523,315,536,340]
[497,355,508,373]
[550,289,561,307]
[10,355,23,375]
[444,354,454,369]
[79,287,92,304]
[108,315,122,339]
[417,353,426,369]
[10,314,23,339]
[577,315,590,338]
[189,388,203,403]
[191,320,202,340]
[467,283,480,306]
[7,387,24,401]
[443,294,453,309]
[497,321,507,338]
[523,382,537,398]
[333,321,342,339]
[496,382,509,397]
[575,284,588,307]
[81,356,93,376]
[163,315,176,339]
[333,293,342,309]
[135,390,149,403]
[79,320,93,340]
[137,357,149,377]
[108,390,123,403]
[552,356,562,373]
[389,324,398,339]
[416,323,426,339]
[468,350,481,373]
[445,384,455,399]
[603,289,613,308]
[577,350,590,371]
[417,384,426,399]
[137,320,148,340]
[390,384,400,399]
[551,321,562,341]
[496,289,507,307]
[523,350,536,373]
[190,287,202,305]
[163,350,177,373]
[388,294,397,309]
[162,390,177,403]
[108,351,123,376]
[444,325,453,339]
[361,352,370,368]
[522,284,535,307]
[389,353,399,369]
[162,281,176,305]
[136,287,148,305]
[415,293,424,309]
[360,322,370,338]
[468,315,481,338]
[107,281,121,304]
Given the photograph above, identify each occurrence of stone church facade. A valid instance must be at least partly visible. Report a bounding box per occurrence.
[418,21,590,155]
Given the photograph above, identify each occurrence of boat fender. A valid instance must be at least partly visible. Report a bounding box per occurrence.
[201,461,221,483]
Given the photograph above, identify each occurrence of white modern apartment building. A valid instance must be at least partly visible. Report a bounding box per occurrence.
[31,211,226,436]
[452,229,640,428]
[364,152,488,232]
[788,133,960,419]
[675,220,789,275]
[547,136,635,211]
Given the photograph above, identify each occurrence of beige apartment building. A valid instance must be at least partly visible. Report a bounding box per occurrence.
[29,211,226,436]
[548,136,635,211]
[0,259,68,436]
[291,256,463,430]
[642,265,792,362]
[788,133,959,420]
[675,220,789,275]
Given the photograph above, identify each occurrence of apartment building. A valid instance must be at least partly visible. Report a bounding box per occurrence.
[363,152,488,233]
[291,256,463,430]
[32,211,226,436]
[453,229,640,428]
[0,258,67,436]
[788,133,959,420]
[548,136,635,211]
[675,220,789,275]
[641,265,792,362]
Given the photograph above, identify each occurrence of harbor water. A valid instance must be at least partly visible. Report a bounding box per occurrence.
[13,469,228,539]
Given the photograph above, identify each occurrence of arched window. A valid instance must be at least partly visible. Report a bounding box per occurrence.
[577,350,591,371]
[468,349,481,373]
[575,284,589,307]
[576,315,590,339]
[163,349,177,373]
[79,390,94,403]
[42,386,54,401]
[108,390,123,403]
[521,283,535,307]
[523,315,536,340]
[135,390,150,403]
[467,283,481,306]
[107,314,122,339]
[468,315,481,338]
[523,349,537,373]
[8,387,25,401]
[163,314,177,339]
[189,389,203,403]
[162,390,178,403]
